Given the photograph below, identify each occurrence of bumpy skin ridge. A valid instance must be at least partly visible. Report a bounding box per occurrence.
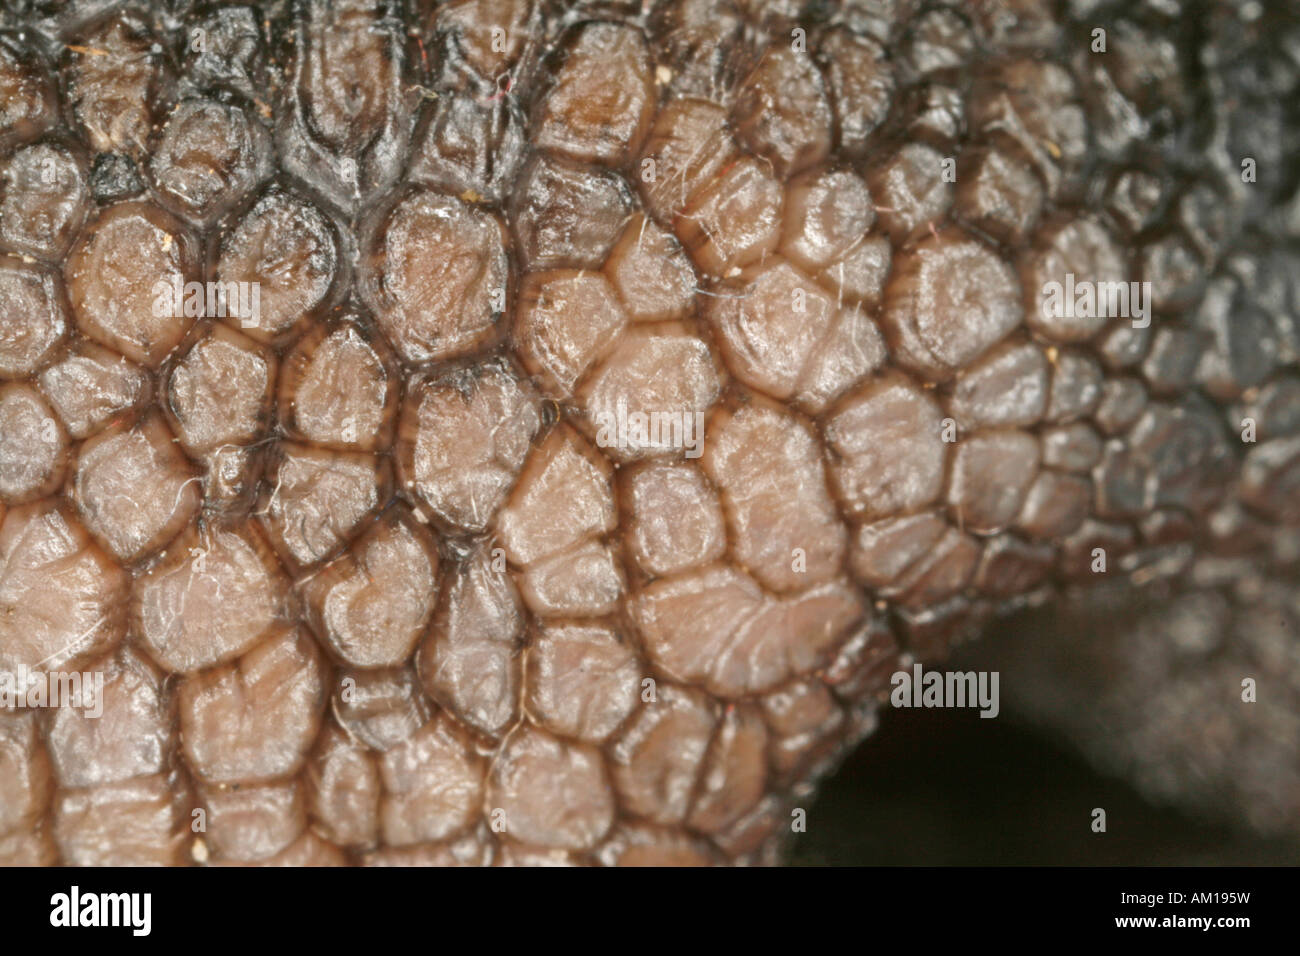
[0,0,1296,865]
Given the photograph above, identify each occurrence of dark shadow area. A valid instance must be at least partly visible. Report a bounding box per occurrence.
[789,703,1300,866]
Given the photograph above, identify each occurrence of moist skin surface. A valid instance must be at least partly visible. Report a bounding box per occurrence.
[0,0,1297,866]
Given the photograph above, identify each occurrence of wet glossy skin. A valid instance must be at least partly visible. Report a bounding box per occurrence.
[0,0,1297,865]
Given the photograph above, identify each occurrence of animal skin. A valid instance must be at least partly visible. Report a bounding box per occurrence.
[0,0,1296,865]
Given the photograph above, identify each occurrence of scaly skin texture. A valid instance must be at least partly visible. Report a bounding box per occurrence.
[0,0,1296,865]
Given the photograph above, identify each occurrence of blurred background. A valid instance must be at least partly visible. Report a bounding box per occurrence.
[791,581,1300,866]
[790,704,1300,865]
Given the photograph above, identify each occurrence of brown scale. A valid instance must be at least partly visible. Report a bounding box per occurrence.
[0,0,1296,867]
